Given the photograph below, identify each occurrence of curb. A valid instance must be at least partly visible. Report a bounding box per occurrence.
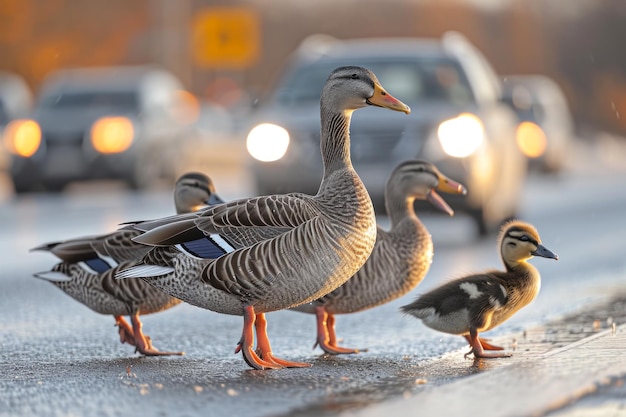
[350,324,626,417]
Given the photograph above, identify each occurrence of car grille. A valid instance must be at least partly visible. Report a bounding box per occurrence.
[43,132,85,148]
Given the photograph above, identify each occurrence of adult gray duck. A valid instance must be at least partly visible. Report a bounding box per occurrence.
[292,160,466,354]
[401,220,558,358]
[32,172,223,356]
[116,66,411,370]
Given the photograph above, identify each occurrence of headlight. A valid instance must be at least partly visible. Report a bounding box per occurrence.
[3,119,42,157]
[246,123,289,162]
[90,116,134,154]
[516,121,546,158]
[437,113,485,158]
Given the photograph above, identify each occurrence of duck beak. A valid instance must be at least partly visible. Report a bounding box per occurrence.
[532,244,559,260]
[426,173,467,216]
[427,189,454,216]
[206,193,225,206]
[436,173,467,196]
[367,83,411,114]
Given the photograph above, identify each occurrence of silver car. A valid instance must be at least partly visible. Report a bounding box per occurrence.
[502,74,575,174]
[6,65,193,192]
[245,33,527,236]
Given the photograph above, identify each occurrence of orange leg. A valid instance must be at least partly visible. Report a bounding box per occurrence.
[115,315,135,346]
[235,306,282,370]
[313,306,362,355]
[464,329,511,359]
[129,313,184,356]
[254,312,311,368]
[463,335,504,351]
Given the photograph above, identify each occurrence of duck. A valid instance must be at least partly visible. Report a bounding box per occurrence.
[291,160,467,354]
[116,66,411,370]
[32,172,223,356]
[400,220,558,359]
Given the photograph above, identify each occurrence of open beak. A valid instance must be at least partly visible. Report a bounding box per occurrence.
[426,173,467,217]
[367,83,411,114]
[531,244,559,260]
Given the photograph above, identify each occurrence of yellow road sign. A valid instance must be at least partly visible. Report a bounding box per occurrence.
[192,7,260,69]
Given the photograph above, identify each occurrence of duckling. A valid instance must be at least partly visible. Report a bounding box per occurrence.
[401,220,558,358]
[32,172,223,356]
[291,160,466,354]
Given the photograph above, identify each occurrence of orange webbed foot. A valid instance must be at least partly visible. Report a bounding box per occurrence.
[129,314,184,356]
[464,331,511,359]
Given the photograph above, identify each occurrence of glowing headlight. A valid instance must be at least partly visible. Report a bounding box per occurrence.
[516,121,546,158]
[90,116,134,154]
[3,119,42,157]
[246,123,289,162]
[437,113,485,158]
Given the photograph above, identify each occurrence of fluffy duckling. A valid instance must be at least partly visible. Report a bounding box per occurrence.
[291,160,466,354]
[401,220,558,358]
[32,172,223,356]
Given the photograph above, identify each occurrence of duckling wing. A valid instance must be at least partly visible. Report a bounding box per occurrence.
[402,273,509,334]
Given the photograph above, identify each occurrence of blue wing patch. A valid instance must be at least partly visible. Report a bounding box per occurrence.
[178,234,235,259]
[79,257,114,274]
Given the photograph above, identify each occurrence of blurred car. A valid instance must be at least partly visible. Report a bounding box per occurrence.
[5,65,194,192]
[0,72,33,172]
[245,33,526,235]
[502,75,575,173]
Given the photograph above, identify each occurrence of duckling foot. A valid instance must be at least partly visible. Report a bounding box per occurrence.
[129,314,184,356]
[255,312,311,368]
[464,335,504,351]
[313,307,365,355]
[464,330,512,359]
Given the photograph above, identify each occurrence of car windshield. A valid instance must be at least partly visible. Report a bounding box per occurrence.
[274,57,474,107]
[38,90,139,112]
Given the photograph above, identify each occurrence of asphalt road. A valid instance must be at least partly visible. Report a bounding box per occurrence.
[1,141,626,417]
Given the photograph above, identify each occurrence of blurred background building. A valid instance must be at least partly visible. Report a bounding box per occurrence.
[0,0,625,135]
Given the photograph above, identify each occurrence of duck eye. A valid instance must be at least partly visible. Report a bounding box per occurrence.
[351,73,358,79]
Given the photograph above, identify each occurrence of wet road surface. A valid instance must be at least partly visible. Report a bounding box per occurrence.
[1,141,626,416]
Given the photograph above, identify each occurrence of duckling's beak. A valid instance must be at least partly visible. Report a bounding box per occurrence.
[206,193,225,206]
[367,83,411,114]
[532,244,559,260]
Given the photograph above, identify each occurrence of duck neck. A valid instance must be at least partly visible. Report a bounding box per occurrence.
[386,195,418,229]
[320,107,354,176]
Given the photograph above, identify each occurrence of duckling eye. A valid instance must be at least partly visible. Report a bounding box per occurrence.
[519,235,530,242]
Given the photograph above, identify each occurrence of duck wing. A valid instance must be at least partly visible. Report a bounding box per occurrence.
[132,193,321,249]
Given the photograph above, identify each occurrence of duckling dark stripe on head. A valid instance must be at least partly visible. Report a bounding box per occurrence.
[506,229,538,247]
[177,234,235,259]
